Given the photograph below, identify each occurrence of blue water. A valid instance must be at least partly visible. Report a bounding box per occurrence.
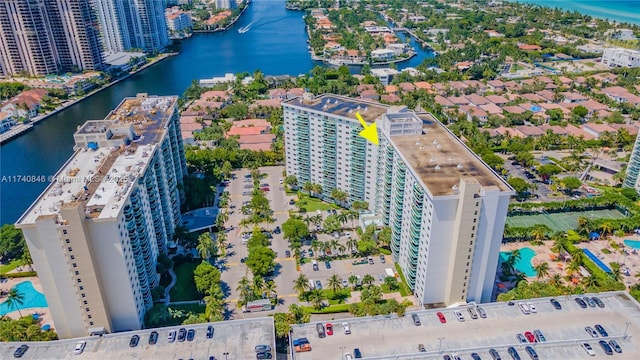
[624,240,640,249]
[511,1,640,25]
[499,247,537,277]
[0,281,48,316]
[581,248,612,273]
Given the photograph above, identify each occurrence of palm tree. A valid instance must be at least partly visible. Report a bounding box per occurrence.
[327,274,343,294]
[310,240,322,257]
[311,183,322,197]
[506,249,521,267]
[302,181,314,195]
[252,275,266,298]
[216,211,229,228]
[346,210,359,228]
[609,267,621,281]
[236,276,252,305]
[196,232,215,260]
[362,274,375,287]
[5,288,25,317]
[534,262,550,280]
[204,298,225,322]
[600,222,614,237]
[216,232,228,254]
[312,214,323,229]
[567,258,581,276]
[330,239,341,254]
[336,211,348,227]
[293,274,311,295]
[581,275,598,288]
[264,281,278,299]
[549,273,563,286]
[500,260,514,276]
[307,288,325,310]
[346,238,358,252]
[331,188,348,205]
[348,274,359,288]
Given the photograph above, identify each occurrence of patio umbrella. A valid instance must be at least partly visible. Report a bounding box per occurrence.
[41,324,50,331]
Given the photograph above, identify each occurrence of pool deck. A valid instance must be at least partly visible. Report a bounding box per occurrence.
[0,272,55,331]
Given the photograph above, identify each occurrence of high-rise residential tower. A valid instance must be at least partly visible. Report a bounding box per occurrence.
[624,133,640,193]
[93,0,169,53]
[16,94,187,339]
[0,0,103,77]
[283,94,514,306]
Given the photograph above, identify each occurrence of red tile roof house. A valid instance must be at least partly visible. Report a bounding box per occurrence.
[536,90,557,103]
[485,94,509,106]
[479,128,500,137]
[226,119,271,136]
[385,85,399,95]
[503,80,521,92]
[580,99,609,117]
[465,94,490,106]
[463,80,486,93]
[3,88,48,119]
[539,124,571,135]
[269,88,287,100]
[448,81,469,93]
[237,134,276,151]
[538,103,572,120]
[435,95,455,108]
[518,44,542,51]
[431,83,447,95]
[515,125,545,137]
[610,123,639,136]
[398,82,416,93]
[561,92,588,103]
[360,89,379,100]
[503,105,527,115]
[356,84,376,94]
[447,96,470,106]
[250,99,282,109]
[520,93,545,103]
[460,105,488,122]
[557,76,573,86]
[413,82,432,92]
[495,126,525,138]
[381,94,402,103]
[200,90,230,102]
[565,124,594,140]
[487,80,506,92]
[286,88,306,99]
[582,123,615,139]
[480,103,503,115]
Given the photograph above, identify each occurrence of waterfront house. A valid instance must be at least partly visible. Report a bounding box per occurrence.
[0,111,15,133]
[2,89,48,120]
[371,49,395,62]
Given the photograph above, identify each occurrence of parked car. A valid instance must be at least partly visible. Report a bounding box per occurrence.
[186,329,195,341]
[595,324,608,337]
[315,280,322,289]
[507,346,521,360]
[518,302,531,315]
[345,353,353,360]
[468,307,479,319]
[379,254,386,263]
[516,333,527,343]
[285,250,291,258]
[412,313,421,326]
[524,346,538,360]
[73,341,84,355]
[585,326,599,338]
[454,311,465,322]
[582,342,595,356]
[149,331,158,345]
[341,279,348,287]
[354,348,363,358]
[585,297,597,307]
[575,297,588,308]
[527,302,537,313]
[550,298,562,310]
[471,353,482,360]
[168,330,176,343]
[443,355,452,360]
[477,306,487,318]
[274,226,281,234]
[206,325,214,339]
[316,323,326,338]
[178,328,187,342]
[14,344,29,358]
[533,329,546,342]
[489,348,502,360]
[437,311,447,323]
[255,345,272,353]
[524,331,536,343]
[608,339,622,353]
[324,261,331,269]
[289,199,295,205]
[129,335,140,347]
[418,343,426,352]
[592,296,605,308]
[342,322,351,334]
[367,256,374,265]
[325,323,333,335]
[599,340,613,355]
[256,352,273,359]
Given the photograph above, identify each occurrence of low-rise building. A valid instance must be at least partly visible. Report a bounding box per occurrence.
[602,48,640,68]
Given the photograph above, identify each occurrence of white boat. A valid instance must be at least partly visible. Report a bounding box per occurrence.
[238,21,253,34]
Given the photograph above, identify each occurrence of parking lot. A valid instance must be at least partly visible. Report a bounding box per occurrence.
[300,253,394,290]
[220,166,299,313]
[291,292,640,360]
[0,317,275,360]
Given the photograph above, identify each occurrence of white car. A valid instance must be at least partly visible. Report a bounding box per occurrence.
[454,311,465,322]
[527,302,537,313]
[518,302,531,315]
[74,341,86,355]
[582,342,595,356]
[342,322,351,335]
[345,353,353,360]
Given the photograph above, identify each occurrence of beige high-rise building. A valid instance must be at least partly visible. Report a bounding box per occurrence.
[16,94,187,339]
[0,0,103,77]
[283,94,514,306]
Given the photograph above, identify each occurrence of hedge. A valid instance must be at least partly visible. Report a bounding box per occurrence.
[5,271,37,278]
[304,304,350,314]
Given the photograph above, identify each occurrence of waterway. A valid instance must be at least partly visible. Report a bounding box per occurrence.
[0,0,435,225]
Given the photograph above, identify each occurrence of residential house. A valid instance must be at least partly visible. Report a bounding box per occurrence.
[485,95,509,106]
[269,89,287,100]
[582,123,615,139]
[381,94,402,103]
[0,111,15,133]
[1,89,48,120]
[434,95,455,108]
[360,89,380,101]
[562,92,588,103]
[515,125,544,137]
[398,82,416,93]
[465,94,490,106]
[286,88,306,99]
[487,80,506,92]
[460,106,488,123]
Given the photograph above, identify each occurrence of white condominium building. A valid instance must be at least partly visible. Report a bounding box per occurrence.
[624,133,640,193]
[601,48,640,68]
[16,94,187,339]
[283,94,514,306]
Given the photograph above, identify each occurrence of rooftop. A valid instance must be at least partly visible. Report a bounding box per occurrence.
[17,95,178,225]
[291,292,640,360]
[390,113,511,196]
[0,318,275,360]
[283,94,388,124]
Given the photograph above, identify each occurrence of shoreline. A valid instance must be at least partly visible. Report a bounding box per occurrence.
[0,53,177,145]
[192,0,250,34]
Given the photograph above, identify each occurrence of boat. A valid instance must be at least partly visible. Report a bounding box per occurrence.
[238,21,253,34]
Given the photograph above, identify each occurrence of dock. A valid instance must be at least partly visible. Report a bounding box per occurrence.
[0,123,33,144]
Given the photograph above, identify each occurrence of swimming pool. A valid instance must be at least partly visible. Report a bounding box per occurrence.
[499,247,537,277]
[0,281,48,316]
[581,248,612,273]
[624,240,640,249]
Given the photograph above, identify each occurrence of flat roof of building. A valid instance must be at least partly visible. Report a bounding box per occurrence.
[291,291,640,360]
[283,94,388,124]
[391,113,511,196]
[17,95,177,225]
[0,317,275,360]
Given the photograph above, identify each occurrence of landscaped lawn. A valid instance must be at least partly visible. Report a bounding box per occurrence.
[169,258,200,302]
[296,195,339,212]
[0,259,21,275]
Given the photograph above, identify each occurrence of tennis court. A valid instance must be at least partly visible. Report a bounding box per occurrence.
[506,209,626,232]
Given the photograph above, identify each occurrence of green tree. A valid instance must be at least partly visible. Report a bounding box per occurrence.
[561,176,582,194]
[508,177,532,197]
[572,105,588,119]
[362,274,375,287]
[481,153,504,170]
[327,274,343,294]
[196,232,215,260]
[273,312,291,339]
[534,262,550,280]
[246,247,276,277]
[307,288,326,310]
[282,218,309,242]
[193,262,221,294]
[0,224,25,260]
[288,303,311,324]
[5,288,25,317]
[384,276,400,291]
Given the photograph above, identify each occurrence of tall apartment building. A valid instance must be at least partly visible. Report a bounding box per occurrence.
[283,94,514,306]
[93,0,169,53]
[215,0,237,10]
[16,94,187,339]
[624,133,640,193]
[0,0,103,77]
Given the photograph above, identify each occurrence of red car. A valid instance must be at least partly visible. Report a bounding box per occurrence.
[437,312,446,323]
[260,187,270,192]
[525,331,536,343]
[325,323,333,335]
